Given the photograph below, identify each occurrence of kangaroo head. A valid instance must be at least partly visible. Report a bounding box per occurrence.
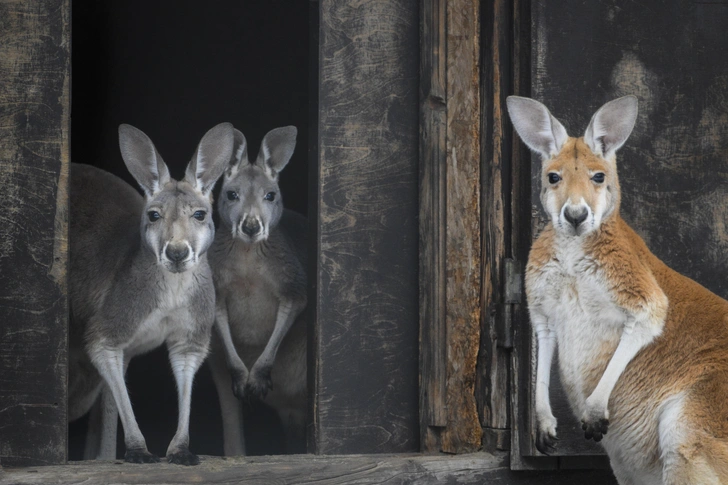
[218,126,297,244]
[119,123,233,273]
[507,95,638,237]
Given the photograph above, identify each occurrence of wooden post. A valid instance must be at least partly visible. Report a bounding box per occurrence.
[311,0,420,454]
[440,0,483,454]
[420,0,483,454]
[0,0,70,466]
[419,0,448,451]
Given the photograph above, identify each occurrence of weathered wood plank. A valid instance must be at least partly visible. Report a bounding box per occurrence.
[508,0,552,470]
[440,0,483,455]
[0,0,70,467]
[0,453,618,484]
[313,0,420,454]
[478,0,511,455]
[419,0,448,452]
[524,0,728,460]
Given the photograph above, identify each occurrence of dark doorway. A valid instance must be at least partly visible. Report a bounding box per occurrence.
[69,0,310,458]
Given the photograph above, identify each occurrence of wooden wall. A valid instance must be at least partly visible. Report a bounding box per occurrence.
[0,0,70,467]
[310,0,420,454]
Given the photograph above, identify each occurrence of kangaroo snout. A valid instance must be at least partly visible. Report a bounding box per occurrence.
[165,244,190,263]
[241,217,261,237]
[564,206,588,228]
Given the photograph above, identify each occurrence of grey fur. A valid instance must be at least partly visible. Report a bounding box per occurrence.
[69,123,234,465]
[209,126,307,455]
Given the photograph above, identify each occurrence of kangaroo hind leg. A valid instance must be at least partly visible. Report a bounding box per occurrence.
[659,388,728,485]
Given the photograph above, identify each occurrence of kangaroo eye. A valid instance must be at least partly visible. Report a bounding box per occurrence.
[193,210,206,221]
[227,191,239,201]
[147,211,160,222]
[548,173,561,184]
[264,192,276,202]
[592,173,605,184]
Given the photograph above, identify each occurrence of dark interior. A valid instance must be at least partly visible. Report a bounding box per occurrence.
[69,0,310,458]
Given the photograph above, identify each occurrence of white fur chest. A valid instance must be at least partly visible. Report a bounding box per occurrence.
[528,237,626,412]
[125,271,197,357]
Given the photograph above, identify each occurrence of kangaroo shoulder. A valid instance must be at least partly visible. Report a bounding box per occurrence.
[527,224,556,274]
[586,218,666,315]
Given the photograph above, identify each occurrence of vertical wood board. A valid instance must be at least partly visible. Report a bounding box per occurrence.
[478,0,511,454]
[313,0,420,454]
[0,0,70,466]
[440,0,483,455]
[419,0,448,452]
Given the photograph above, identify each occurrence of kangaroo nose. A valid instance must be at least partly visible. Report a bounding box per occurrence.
[242,218,261,237]
[564,207,588,228]
[165,245,189,263]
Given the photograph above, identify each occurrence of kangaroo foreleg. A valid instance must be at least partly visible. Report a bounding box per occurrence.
[533,312,558,454]
[246,299,303,399]
[214,305,249,399]
[582,315,662,442]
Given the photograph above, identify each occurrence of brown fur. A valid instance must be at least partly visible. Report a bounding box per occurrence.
[528,135,728,481]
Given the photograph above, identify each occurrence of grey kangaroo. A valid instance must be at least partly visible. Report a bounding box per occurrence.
[208,126,307,455]
[68,123,234,465]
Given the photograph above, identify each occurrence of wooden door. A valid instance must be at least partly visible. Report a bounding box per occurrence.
[513,0,728,468]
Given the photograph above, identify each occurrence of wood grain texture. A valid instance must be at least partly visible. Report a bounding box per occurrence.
[441,0,483,454]
[419,0,448,452]
[0,0,70,466]
[313,0,420,454]
[524,0,728,459]
[477,0,510,455]
[0,453,617,484]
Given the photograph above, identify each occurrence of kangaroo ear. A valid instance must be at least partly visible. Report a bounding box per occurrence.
[256,126,297,178]
[584,95,638,158]
[119,124,171,197]
[227,128,249,178]
[507,96,569,160]
[185,122,235,196]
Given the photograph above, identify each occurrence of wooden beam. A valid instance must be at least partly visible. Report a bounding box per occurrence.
[0,0,70,466]
[312,0,420,454]
[440,0,483,454]
[477,0,511,455]
[419,0,448,451]
[0,453,618,484]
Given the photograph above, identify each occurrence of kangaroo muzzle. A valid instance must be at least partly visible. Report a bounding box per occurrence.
[564,206,588,228]
[241,217,262,237]
[165,244,190,263]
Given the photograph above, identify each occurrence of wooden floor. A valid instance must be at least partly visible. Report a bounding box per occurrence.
[0,452,617,484]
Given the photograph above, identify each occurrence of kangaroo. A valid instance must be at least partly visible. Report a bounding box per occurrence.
[68,123,234,465]
[508,95,728,484]
[208,126,307,456]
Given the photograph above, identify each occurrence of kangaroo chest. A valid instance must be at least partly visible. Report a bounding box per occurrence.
[124,272,199,357]
[529,242,626,409]
[220,252,279,351]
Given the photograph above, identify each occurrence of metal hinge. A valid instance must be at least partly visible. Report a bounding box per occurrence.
[496,258,522,349]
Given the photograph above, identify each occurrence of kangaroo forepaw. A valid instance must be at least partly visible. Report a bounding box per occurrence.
[167,448,200,466]
[535,414,558,455]
[535,429,559,455]
[581,402,609,442]
[581,416,609,442]
[231,368,249,400]
[245,366,273,400]
[124,449,160,464]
